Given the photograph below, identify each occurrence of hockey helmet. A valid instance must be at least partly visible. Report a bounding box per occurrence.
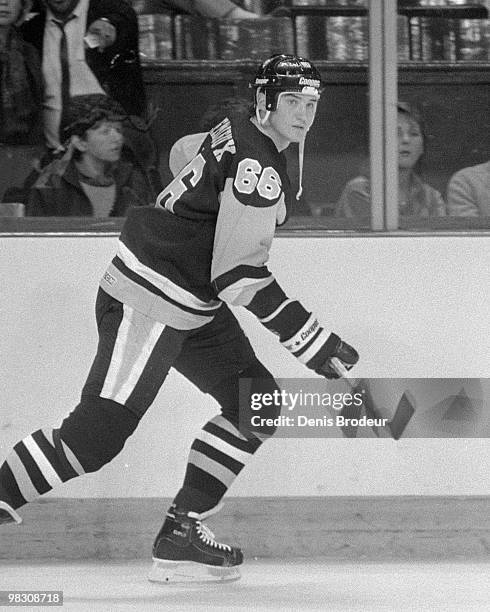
[250,54,322,111]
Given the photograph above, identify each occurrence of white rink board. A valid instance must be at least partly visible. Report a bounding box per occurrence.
[0,234,489,498]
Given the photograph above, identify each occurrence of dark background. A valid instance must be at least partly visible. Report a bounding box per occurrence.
[144,62,489,212]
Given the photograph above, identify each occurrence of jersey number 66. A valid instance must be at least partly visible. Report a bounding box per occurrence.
[234,158,282,201]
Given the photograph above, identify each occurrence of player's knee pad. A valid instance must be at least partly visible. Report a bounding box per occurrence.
[209,360,281,439]
[58,396,140,474]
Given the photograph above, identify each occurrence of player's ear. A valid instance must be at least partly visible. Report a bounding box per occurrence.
[72,134,87,153]
[256,91,267,113]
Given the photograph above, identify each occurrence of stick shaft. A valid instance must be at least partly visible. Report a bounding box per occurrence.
[330,357,354,385]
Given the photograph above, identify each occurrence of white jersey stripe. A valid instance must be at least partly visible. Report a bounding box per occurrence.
[101,263,217,330]
[188,449,237,488]
[113,320,165,405]
[217,276,273,307]
[259,298,294,324]
[296,329,332,365]
[118,242,220,311]
[6,452,40,502]
[23,435,63,489]
[101,304,133,400]
[199,430,252,465]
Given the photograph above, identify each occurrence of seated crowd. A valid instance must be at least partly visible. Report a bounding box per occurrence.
[0,0,488,219]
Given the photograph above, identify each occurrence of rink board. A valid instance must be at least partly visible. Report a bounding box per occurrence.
[1,496,489,561]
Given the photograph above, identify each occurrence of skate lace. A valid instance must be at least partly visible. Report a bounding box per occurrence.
[196,521,231,552]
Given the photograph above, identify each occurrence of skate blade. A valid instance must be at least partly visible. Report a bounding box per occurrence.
[0,501,22,525]
[148,558,241,584]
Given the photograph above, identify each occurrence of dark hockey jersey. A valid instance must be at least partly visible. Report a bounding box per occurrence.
[100,114,336,371]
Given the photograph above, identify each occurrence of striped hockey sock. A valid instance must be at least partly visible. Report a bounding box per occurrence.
[0,428,85,510]
[173,414,263,513]
[0,398,139,510]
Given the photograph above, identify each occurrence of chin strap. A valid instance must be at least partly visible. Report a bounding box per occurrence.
[297,137,305,200]
[256,106,270,127]
[255,96,306,200]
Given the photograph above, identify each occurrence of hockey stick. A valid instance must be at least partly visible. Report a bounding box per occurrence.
[330,358,415,439]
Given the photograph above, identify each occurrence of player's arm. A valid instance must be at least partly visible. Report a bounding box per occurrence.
[91,0,139,46]
[244,278,358,379]
[211,157,358,378]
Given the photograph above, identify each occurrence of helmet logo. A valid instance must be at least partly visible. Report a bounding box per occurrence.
[299,86,320,98]
[298,77,320,88]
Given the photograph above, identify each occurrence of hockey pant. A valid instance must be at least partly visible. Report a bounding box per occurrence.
[0,290,281,513]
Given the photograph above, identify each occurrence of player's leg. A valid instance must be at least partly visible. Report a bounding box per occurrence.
[0,397,140,525]
[170,359,278,512]
[0,290,185,526]
[150,305,280,583]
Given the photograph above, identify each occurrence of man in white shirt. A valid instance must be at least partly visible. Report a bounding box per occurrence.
[21,0,145,151]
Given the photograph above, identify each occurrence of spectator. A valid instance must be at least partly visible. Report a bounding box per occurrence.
[336,101,446,218]
[447,160,490,217]
[26,94,153,216]
[168,96,251,176]
[21,0,145,151]
[0,0,43,144]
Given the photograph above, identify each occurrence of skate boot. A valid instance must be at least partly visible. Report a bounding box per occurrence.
[148,504,242,584]
[0,501,22,525]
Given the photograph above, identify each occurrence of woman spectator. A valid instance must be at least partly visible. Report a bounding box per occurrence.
[336,102,446,218]
[0,0,43,144]
[26,94,154,216]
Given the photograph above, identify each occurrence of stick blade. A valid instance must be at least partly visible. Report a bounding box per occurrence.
[359,382,391,438]
[388,391,416,440]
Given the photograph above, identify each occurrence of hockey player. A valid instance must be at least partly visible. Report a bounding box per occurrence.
[0,54,359,583]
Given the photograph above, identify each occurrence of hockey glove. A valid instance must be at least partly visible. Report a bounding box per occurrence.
[243,280,359,378]
[316,333,359,379]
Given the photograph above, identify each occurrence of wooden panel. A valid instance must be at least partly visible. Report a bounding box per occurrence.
[2,496,489,561]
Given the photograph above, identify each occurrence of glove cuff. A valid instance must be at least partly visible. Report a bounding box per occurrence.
[307,332,341,371]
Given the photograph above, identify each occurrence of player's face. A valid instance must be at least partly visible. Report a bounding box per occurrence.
[78,120,124,164]
[0,0,22,26]
[268,92,319,147]
[398,112,424,170]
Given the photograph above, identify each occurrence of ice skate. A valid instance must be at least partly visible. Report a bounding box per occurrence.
[0,501,22,525]
[149,504,242,584]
